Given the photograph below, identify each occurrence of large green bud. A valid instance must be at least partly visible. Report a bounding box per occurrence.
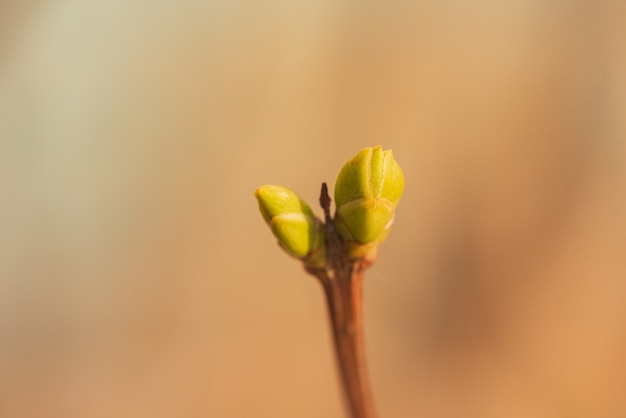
[255,185,326,267]
[334,146,405,258]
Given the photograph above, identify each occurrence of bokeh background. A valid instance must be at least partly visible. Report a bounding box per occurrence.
[1,1,626,417]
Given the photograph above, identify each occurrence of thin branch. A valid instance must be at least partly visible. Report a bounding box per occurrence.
[311,183,377,418]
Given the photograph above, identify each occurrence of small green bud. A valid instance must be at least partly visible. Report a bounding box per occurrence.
[334,146,405,258]
[255,185,325,267]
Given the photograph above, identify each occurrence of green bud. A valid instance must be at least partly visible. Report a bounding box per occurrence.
[334,146,405,258]
[255,185,326,267]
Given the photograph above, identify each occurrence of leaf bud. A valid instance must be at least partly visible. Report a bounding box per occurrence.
[334,146,405,258]
[255,185,325,267]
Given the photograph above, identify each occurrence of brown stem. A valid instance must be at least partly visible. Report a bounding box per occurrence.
[321,263,377,418]
[309,183,377,418]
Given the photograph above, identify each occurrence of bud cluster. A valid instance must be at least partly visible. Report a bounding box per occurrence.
[255,146,404,267]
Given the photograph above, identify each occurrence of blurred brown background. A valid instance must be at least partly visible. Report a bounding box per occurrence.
[1,1,626,417]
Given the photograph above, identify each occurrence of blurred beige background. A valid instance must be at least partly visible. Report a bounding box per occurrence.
[1,1,626,417]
